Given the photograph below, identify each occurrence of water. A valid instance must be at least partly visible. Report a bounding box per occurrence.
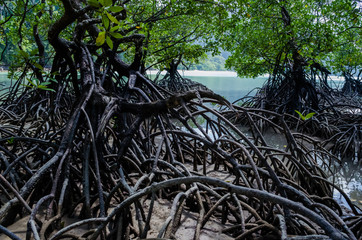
[184,75,267,103]
[0,72,10,89]
[330,162,362,211]
[1,71,346,97]
[1,71,268,99]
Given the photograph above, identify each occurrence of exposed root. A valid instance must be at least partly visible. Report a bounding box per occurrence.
[0,72,360,239]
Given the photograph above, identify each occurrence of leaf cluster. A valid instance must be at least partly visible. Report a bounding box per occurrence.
[218,0,361,77]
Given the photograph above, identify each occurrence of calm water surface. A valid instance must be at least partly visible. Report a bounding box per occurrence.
[1,72,267,100]
[186,75,267,102]
[0,72,10,88]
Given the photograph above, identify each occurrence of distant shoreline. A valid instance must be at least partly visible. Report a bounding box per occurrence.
[147,70,238,77]
[147,70,346,81]
[1,69,346,81]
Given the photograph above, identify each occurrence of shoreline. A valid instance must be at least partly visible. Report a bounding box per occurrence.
[147,70,238,77]
[146,70,346,81]
[0,69,348,81]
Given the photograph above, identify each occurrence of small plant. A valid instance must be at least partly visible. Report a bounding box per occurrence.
[22,78,56,92]
[7,137,15,144]
[295,110,315,121]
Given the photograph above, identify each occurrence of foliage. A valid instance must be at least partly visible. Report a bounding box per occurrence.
[0,0,223,75]
[295,110,315,121]
[218,0,361,78]
[0,1,361,240]
[185,54,227,71]
[130,0,223,71]
[0,0,60,63]
[22,77,56,92]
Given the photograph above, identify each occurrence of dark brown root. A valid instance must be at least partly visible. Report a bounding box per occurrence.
[0,74,360,239]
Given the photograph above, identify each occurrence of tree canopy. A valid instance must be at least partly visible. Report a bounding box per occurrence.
[0,0,224,74]
[218,0,361,78]
[2,0,359,78]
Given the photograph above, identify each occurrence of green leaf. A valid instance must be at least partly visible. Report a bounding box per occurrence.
[45,88,56,92]
[30,49,38,56]
[106,36,113,49]
[110,25,120,32]
[98,0,104,6]
[304,112,316,120]
[37,84,55,92]
[41,87,56,92]
[96,31,106,46]
[33,62,44,70]
[7,137,14,144]
[109,32,123,39]
[295,110,316,121]
[21,84,34,89]
[294,110,305,120]
[19,50,29,59]
[26,78,37,87]
[104,0,112,7]
[88,0,101,8]
[106,11,120,24]
[109,6,123,13]
[40,82,51,86]
[102,14,110,29]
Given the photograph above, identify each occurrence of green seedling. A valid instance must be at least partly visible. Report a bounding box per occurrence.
[295,110,315,121]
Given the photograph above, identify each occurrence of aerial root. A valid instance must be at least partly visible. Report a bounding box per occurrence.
[0,72,360,240]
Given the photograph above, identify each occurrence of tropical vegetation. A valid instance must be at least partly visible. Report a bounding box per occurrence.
[0,0,360,239]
